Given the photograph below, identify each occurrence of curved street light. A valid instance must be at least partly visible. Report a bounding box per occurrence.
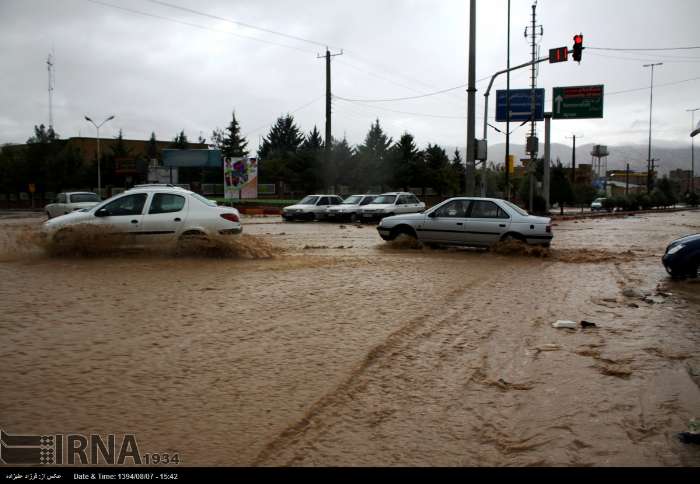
[84,115,115,198]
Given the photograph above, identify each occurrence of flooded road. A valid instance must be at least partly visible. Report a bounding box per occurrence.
[1,211,699,466]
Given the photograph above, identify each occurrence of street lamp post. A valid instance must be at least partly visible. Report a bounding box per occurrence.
[643,63,662,193]
[687,108,700,194]
[85,115,115,198]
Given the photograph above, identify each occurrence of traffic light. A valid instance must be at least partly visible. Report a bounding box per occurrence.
[573,34,584,63]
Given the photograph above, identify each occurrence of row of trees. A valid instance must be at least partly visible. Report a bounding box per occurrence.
[254,115,469,196]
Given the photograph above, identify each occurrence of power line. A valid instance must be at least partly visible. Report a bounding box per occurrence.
[333,75,496,103]
[588,45,700,52]
[606,75,700,96]
[143,0,335,50]
[588,52,700,64]
[84,0,317,54]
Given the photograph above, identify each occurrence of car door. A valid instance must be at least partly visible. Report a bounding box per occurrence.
[51,193,68,217]
[315,196,331,215]
[395,195,411,214]
[418,200,471,244]
[93,193,148,243]
[407,195,423,213]
[139,192,188,244]
[465,200,511,246]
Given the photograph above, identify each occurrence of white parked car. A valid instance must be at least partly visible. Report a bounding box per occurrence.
[282,195,343,221]
[45,192,101,219]
[377,197,553,247]
[358,192,426,223]
[42,185,241,246]
[591,198,608,212]
[326,194,378,222]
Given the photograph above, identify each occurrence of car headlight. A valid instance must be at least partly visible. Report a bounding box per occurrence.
[667,244,684,255]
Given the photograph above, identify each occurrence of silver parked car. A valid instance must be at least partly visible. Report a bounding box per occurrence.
[377,197,553,247]
[282,195,343,221]
[358,192,426,223]
[326,194,378,222]
[45,192,101,219]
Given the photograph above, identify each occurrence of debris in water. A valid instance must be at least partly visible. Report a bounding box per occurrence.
[642,295,665,305]
[622,288,641,298]
[552,320,578,329]
[581,321,598,329]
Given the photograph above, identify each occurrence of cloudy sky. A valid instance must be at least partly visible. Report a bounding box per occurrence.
[1,0,699,161]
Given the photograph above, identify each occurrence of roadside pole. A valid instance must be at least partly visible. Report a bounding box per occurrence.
[465,0,477,196]
[544,113,552,212]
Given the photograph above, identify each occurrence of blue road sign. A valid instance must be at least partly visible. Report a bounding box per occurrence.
[496,89,545,122]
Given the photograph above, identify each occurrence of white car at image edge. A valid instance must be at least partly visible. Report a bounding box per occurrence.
[377,197,553,248]
[42,185,241,245]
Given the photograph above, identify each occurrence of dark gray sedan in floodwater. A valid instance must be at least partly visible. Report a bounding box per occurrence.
[662,234,700,279]
[377,197,553,248]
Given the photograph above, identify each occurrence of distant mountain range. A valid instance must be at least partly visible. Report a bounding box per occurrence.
[452,142,695,175]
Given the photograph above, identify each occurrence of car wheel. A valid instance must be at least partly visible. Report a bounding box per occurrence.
[46,211,52,220]
[501,233,524,243]
[177,232,210,253]
[350,214,358,223]
[390,225,417,241]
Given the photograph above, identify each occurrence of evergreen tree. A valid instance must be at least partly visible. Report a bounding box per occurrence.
[27,124,59,144]
[355,119,393,191]
[550,162,574,215]
[451,148,465,195]
[332,137,355,190]
[147,132,158,160]
[424,144,451,196]
[257,115,305,189]
[388,133,421,192]
[111,129,132,157]
[217,111,248,158]
[172,130,189,149]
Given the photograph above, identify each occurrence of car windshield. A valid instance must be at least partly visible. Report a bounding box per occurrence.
[342,196,363,205]
[191,193,218,207]
[505,201,529,217]
[70,193,100,203]
[372,195,397,205]
[594,198,606,203]
[299,196,319,205]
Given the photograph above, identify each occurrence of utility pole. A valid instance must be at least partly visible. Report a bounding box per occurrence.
[644,62,662,193]
[544,112,552,212]
[465,0,477,196]
[566,134,583,184]
[687,108,700,194]
[505,0,511,200]
[525,1,543,212]
[625,163,630,196]
[318,48,343,193]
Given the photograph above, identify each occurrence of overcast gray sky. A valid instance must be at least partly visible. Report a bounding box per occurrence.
[1,0,699,158]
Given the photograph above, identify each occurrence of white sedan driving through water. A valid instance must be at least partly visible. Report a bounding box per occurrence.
[42,185,241,247]
[377,197,553,248]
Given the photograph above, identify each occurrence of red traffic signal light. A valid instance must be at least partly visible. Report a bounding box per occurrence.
[573,34,584,63]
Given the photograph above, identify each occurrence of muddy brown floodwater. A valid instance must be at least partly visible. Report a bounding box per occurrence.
[1,211,699,466]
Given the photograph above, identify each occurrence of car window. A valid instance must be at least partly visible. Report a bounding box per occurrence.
[408,196,420,204]
[343,196,362,205]
[299,196,319,205]
[397,196,410,205]
[332,197,343,205]
[149,193,186,214]
[435,200,470,218]
[69,193,100,203]
[101,194,147,217]
[57,193,67,204]
[361,196,376,206]
[470,201,509,219]
[372,195,397,205]
[318,197,330,206]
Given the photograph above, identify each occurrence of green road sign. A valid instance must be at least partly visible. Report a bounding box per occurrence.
[552,85,604,119]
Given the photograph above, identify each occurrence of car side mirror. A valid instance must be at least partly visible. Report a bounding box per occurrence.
[95,208,109,218]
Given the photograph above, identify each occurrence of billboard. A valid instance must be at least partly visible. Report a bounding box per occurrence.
[224,157,258,200]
